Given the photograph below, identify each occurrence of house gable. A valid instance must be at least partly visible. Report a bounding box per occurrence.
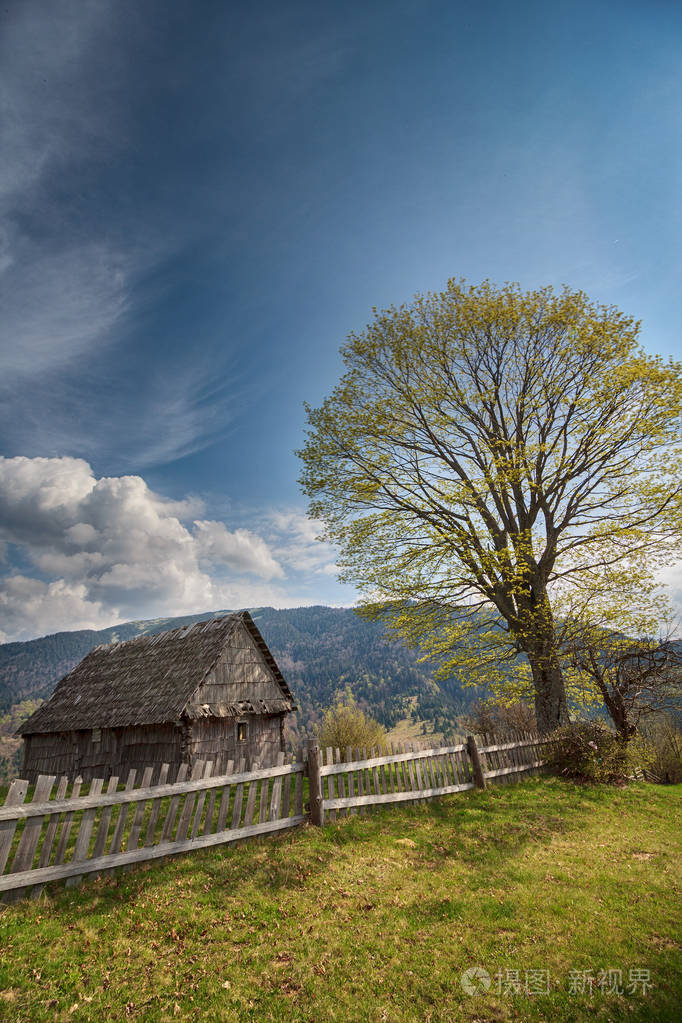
[185,619,294,718]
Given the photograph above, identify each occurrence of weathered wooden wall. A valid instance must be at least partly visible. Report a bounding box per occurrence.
[188,715,283,772]
[22,724,184,784]
[22,714,286,782]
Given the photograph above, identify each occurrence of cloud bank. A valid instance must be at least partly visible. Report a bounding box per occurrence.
[0,456,340,642]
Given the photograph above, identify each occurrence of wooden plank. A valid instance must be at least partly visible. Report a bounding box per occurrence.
[201,761,220,837]
[243,761,260,827]
[7,775,55,875]
[405,746,418,803]
[37,776,69,868]
[92,776,120,859]
[325,781,474,811]
[66,778,104,889]
[258,773,270,824]
[378,758,387,795]
[485,760,546,779]
[269,753,286,821]
[325,748,336,823]
[344,746,355,814]
[372,748,382,798]
[127,767,155,849]
[230,757,248,829]
[31,775,70,899]
[175,761,208,843]
[144,765,170,846]
[294,759,303,818]
[335,749,346,819]
[3,775,55,903]
[432,753,445,789]
[319,744,467,777]
[384,747,395,793]
[394,743,407,792]
[0,779,30,875]
[308,747,324,826]
[355,749,366,815]
[191,763,215,840]
[466,736,487,790]
[412,747,426,794]
[478,738,543,754]
[107,771,137,854]
[54,777,83,865]
[214,760,235,834]
[0,815,308,895]
[281,757,292,819]
[0,762,303,823]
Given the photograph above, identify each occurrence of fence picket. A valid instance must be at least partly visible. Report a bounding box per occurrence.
[243,762,260,827]
[325,748,336,823]
[214,760,235,834]
[259,771,270,824]
[3,775,55,903]
[107,771,137,854]
[161,764,190,842]
[269,753,286,821]
[0,780,30,877]
[54,777,83,866]
[66,777,104,889]
[335,749,346,819]
[144,765,170,846]
[128,767,155,850]
[281,757,292,820]
[92,776,120,859]
[176,761,208,843]
[190,763,214,840]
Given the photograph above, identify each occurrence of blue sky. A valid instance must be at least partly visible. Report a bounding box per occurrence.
[0,0,680,640]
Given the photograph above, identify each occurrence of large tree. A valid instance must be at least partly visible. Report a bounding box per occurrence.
[298,281,682,734]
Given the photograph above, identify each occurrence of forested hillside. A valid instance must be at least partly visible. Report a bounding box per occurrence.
[0,606,478,780]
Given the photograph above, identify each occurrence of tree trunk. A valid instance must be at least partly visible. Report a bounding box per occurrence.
[597,683,636,740]
[519,592,570,735]
[529,653,570,735]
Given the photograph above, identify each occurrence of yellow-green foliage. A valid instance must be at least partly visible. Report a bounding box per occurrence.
[317,692,387,752]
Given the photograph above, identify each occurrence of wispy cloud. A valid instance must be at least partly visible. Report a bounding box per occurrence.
[0,2,133,376]
[0,2,242,468]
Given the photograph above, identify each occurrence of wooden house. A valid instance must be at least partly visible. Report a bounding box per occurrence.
[17,612,296,783]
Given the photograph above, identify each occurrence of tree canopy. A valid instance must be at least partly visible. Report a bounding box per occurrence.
[298,280,682,734]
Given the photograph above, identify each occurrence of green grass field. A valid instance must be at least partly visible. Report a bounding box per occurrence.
[1,778,680,1022]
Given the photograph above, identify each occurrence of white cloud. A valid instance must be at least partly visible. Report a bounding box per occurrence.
[0,456,298,641]
[268,510,338,574]
[0,576,114,645]
[194,520,284,579]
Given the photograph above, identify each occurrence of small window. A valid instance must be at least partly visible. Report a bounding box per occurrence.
[92,727,102,744]
[237,721,247,743]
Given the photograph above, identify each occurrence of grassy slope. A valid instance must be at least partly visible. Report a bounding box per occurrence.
[0,779,680,1023]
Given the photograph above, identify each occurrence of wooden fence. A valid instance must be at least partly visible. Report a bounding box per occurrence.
[0,732,548,902]
[308,731,548,824]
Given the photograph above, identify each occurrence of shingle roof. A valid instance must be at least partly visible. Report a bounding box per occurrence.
[18,611,294,735]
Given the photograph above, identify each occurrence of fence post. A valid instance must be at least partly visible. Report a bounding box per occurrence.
[307,745,324,826]
[466,736,487,790]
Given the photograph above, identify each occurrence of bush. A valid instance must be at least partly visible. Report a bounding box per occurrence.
[548,720,652,784]
[639,713,682,783]
[317,693,387,754]
[461,699,536,736]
